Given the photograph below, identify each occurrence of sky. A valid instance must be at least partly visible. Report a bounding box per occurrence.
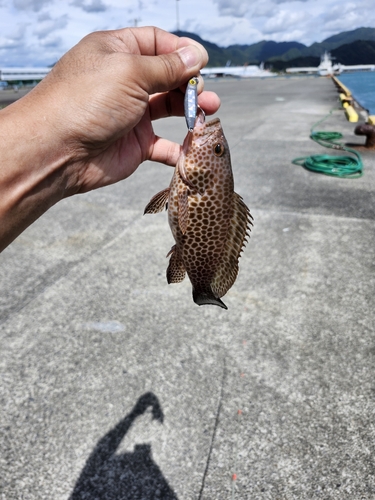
[0,0,374,67]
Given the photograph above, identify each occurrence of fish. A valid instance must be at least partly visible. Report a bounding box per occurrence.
[144,113,253,309]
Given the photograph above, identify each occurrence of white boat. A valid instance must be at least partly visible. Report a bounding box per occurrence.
[201,61,276,78]
[286,52,342,76]
[287,51,375,76]
[317,52,342,76]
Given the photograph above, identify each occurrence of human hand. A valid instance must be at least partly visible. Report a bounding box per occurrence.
[27,26,221,195]
[0,27,221,251]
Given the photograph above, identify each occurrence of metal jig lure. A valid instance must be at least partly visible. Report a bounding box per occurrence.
[184,76,199,131]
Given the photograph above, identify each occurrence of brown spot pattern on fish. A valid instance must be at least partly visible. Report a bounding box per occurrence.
[144,117,253,309]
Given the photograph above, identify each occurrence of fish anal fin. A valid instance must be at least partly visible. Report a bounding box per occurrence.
[178,188,189,235]
[144,188,170,214]
[211,192,253,298]
[193,287,228,310]
[167,245,186,284]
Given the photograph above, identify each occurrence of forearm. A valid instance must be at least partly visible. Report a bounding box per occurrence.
[0,97,73,252]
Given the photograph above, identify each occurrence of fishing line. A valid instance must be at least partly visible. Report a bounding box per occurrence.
[292,109,364,178]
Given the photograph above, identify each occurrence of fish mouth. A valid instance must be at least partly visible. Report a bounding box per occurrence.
[181,116,222,152]
[191,116,222,147]
[193,106,220,130]
[194,115,221,130]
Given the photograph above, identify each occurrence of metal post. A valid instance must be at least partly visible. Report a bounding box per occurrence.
[176,0,180,32]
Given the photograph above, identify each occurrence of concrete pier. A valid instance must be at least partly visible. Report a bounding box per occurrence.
[1,76,375,499]
[0,87,31,107]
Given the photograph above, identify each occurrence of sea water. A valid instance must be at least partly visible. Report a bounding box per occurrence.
[338,71,375,114]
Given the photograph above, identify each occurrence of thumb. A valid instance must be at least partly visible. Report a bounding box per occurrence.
[136,44,208,95]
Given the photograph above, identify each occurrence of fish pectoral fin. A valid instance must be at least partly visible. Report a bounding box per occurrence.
[166,246,186,284]
[144,188,170,214]
[178,188,189,235]
[193,287,228,310]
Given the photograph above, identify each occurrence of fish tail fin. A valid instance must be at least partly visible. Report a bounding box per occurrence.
[193,287,228,310]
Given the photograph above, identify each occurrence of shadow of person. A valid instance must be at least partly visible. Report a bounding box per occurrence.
[70,392,178,500]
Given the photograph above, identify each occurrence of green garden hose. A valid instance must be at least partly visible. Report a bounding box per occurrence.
[292,110,363,178]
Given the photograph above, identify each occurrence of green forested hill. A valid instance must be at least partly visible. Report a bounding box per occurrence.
[332,40,375,65]
[270,40,375,71]
[270,27,375,61]
[173,31,306,66]
[173,27,375,68]
[324,27,375,46]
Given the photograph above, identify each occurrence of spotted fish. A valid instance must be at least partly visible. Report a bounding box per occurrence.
[144,113,253,309]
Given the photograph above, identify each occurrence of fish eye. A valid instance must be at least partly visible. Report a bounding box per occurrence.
[213,143,225,157]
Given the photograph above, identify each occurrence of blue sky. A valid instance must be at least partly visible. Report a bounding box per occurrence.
[0,0,374,66]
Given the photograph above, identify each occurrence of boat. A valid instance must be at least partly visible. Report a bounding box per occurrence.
[286,52,342,76]
[286,51,375,76]
[200,61,276,78]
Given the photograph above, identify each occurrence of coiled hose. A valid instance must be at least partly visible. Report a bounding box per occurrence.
[292,110,363,178]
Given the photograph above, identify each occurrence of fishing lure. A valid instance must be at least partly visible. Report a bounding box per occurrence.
[184,76,199,131]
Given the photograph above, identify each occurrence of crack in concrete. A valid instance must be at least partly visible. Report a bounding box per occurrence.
[198,357,227,500]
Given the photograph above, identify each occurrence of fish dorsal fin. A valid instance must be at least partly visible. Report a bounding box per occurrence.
[166,245,186,284]
[211,192,253,298]
[144,188,170,214]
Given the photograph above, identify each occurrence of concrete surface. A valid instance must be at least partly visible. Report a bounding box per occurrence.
[0,88,31,107]
[1,76,375,499]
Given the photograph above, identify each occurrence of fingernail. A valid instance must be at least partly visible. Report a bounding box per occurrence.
[177,45,202,69]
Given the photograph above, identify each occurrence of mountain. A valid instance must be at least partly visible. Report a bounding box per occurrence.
[270,40,375,71]
[332,39,375,65]
[173,27,375,68]
[173,31,305,66]
[324,27,375,46]
[268,27,375,61]
[270,56,320,72]
[224,40,306,64]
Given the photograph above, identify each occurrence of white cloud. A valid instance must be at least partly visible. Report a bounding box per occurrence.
[263,9,309,35]
[13,0,50,11]
[273,0,309,3]
[250,1,277,18]
[322,1,357,23]
[317,1,375,39]
[188,17,262,47]
[212,0,249,18]
[33,14,69,40]
[71,0,108,13]
[40,35,63,48]
[0,37,24,51]
[37,12,52,22]
[9,24,28,42]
